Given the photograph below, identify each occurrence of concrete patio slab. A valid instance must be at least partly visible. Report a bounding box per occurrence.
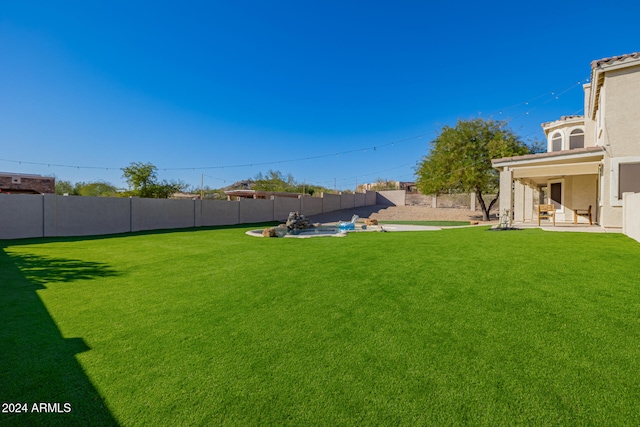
[508,223,620,233]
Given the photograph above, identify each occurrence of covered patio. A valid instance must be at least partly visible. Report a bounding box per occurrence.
[493,147,605,228]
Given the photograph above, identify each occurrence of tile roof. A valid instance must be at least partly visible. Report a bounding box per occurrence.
[591,52,640,69]
[541,115,584,128]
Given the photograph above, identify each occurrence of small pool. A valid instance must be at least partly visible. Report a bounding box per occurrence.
[246,225,347,238]
[246,223,443,239]
[288,225,344,237]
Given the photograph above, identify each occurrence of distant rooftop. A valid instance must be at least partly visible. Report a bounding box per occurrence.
[0,171,54,179]
[224,190,310,199]
[0,171,56,194]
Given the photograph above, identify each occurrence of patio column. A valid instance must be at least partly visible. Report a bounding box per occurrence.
[499,168,513,220]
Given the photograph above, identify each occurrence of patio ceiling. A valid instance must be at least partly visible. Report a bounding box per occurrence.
[493,146,605,169]
[493,147,604,186]
[512,161,600,179]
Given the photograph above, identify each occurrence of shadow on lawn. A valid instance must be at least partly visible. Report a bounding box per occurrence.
[7,253,120,287]
[0,246,120,426]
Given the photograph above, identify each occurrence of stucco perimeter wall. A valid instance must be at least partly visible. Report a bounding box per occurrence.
[365,190,377,206]
[239,198,274,224]
[301,196,323,216]
[376,190,406,206]
[0,194,44,239]
[623,192,640,243]
[274,197,302,221]
[201,200,240,226]
[0,191,378,239]
[340,193,356,209]
[322,193,342,212]
[50,195,131,237]
[134,198,197,231]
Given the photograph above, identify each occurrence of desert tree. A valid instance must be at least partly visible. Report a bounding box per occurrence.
[416,118,532,221]
[121,162,187,198]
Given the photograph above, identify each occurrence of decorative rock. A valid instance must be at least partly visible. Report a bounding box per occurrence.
[262,227,279,237]
[286,211,313,231]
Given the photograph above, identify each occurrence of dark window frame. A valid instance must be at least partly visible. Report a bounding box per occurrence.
[551,132,563,151]
[618,162,640,199]
[569,128,585,150]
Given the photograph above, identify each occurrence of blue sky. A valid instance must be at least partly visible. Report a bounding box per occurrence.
[1,1,638,191]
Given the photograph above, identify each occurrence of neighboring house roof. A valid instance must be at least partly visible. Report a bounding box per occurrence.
[225,190,309,199]
[0,171,55,179]
[0,172,56,194]
[171,192,200,200]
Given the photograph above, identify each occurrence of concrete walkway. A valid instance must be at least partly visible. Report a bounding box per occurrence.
[508,222,619,233]
[307,206,619,234]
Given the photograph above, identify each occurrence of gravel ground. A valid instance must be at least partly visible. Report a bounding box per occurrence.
[308,205,498,224]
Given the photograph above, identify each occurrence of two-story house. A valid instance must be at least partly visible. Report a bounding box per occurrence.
[492,52,640,229]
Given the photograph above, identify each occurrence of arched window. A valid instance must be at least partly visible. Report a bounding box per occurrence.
[551,132,563,152]
[569,128,585,149]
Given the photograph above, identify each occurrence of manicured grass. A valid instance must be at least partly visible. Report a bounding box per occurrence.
[2,226,640,425]
[378,220,472,226]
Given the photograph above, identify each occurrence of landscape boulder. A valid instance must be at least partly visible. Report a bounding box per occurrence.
[286,212,313,231]
[262,227,278,237]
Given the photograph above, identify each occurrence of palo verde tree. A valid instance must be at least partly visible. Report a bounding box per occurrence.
[121,162,187,198]
[122,162,157,197]
[416,118,532,221]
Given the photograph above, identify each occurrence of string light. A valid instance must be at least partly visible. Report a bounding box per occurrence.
[0,134,417,172]
[0,78,587,187]
[488,79,587,120]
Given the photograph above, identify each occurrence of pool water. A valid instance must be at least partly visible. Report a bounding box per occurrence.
[288,225,344,236]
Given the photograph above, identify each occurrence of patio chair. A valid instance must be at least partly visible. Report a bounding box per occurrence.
[537,204,555,226]
[573,205,593,225]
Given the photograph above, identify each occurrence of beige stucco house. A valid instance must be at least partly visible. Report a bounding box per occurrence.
[492,52,640,230]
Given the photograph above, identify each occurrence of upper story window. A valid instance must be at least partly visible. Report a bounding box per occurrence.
[551,132,563,152]
[569,128,585,149]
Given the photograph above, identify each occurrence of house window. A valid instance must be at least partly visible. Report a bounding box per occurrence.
[618,162,640,199]
[569,129,584,149]
[551,132,562,151]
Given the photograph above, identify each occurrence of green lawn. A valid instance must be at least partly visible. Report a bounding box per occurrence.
[2,225,640,426]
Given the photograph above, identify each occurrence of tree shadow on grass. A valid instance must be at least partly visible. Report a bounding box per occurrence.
[6,253,120,287]
[0,246,120,426]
